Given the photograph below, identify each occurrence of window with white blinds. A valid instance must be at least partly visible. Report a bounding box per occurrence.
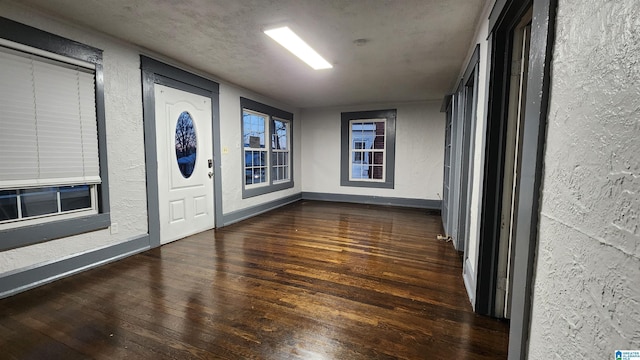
[0,45,100,190]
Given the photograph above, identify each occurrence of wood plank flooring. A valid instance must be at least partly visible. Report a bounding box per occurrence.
[0,201,509,359]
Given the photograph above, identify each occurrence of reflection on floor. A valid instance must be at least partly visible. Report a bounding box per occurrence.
[0,200,509,359]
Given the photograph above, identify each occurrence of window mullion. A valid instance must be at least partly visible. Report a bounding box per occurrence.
[16,192,23,219]
[56,188,61,213]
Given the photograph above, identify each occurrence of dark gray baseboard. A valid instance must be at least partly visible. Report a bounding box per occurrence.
[301,192,442,211]
[0,234,150,299]
[222,193,302,226]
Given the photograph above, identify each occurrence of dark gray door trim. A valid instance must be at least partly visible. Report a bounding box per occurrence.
[476,0,533,317]
[457,44,480,253]
[140,56,223,248]
[474,0,557,359]
[508,0,557,358]
[440,95,453,233]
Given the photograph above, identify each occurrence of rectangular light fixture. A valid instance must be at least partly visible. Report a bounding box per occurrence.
[264,26,333,70]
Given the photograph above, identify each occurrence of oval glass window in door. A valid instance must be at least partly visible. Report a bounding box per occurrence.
[175,111,197,178]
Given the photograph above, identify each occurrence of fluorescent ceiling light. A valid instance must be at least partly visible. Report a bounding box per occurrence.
[264,26,333,70]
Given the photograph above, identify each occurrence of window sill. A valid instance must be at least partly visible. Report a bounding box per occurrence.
[340,179,394,189]
[0,212,111,251]
[242,180,294,199]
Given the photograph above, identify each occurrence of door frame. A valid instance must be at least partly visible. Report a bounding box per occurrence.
[475,0,557,358]
[440,95,452,234]
[460,44,481,302]
[141,56,223,248]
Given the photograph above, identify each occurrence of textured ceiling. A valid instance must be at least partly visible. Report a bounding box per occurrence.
[17,0,485,109]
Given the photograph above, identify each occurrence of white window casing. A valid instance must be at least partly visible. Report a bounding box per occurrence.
[348,118,386,182]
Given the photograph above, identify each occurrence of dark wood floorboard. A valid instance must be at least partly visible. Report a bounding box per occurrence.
[0,200,509,359]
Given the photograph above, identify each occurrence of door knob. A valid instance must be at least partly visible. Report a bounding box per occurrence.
[208,172,213,179]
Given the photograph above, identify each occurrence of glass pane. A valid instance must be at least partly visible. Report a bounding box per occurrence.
[351,122,364,131]
[245,168,253,185]
[260,151,266,166]
[351,122,377,151]
[258,123,265,146]
[373,121,385,149]
[351,164,368,179]
[279,167,285,181]
[175,111,197,178]
[273,119,288,150]
[60,185,91,211]
[352,152,363,164]
[373,152,384,165]
[20,187,58,217]
[243,116,251,146]
[252,168,264,183]
[245,150,253,168]
[370,166,384,179]
[243,111,266,148]
[0,190,18,221]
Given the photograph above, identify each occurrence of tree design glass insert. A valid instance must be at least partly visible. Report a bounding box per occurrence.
[175,111,197,178]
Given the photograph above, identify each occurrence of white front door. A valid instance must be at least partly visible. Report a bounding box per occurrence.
[154,84,215,244]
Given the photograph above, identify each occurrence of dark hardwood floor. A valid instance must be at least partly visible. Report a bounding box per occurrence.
[0,201,509,359]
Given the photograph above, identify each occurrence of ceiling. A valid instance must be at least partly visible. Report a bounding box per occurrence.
[18,0,485,109]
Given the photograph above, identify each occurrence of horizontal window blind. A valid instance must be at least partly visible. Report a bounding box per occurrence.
[0,46,100,189]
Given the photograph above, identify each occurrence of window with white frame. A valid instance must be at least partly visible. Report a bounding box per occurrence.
[349,119,386,181]
[0,16,109,251]
[341,109,396,189]
[272,118,290,183]
[243,109,269,187]
[240,97,293,198]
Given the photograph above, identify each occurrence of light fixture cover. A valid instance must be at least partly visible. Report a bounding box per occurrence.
[264,26,333,70]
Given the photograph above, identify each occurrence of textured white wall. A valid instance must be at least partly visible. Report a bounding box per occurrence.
[0,3,148,273]
[0,1,301,274]
[301,101,444,200]
[528,0,640,357]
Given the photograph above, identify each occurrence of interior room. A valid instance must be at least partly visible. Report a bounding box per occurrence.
[0,0,638,359]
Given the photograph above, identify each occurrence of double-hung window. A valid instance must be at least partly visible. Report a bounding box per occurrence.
[243,109,269,186]
[0,17,109,251]
[349,119,387,181]
[271,118,290,183]
[241,98,293,198]
[341,109,396,189]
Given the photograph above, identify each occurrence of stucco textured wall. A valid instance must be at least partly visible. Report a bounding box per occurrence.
[301,101,444,201]
[529,0,640,357]
[0,1,302,274]
[0,2,149,272]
